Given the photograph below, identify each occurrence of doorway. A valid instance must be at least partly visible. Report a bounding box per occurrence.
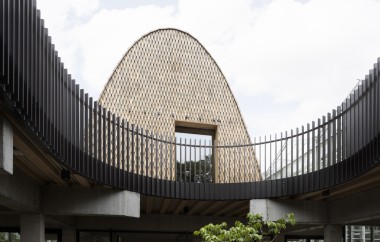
[175,121,216,183]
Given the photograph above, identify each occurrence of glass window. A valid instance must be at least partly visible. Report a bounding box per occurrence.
[374,226,380,242]
[346,226,351,242]
[351,225,365,242]
[46,232,59,242]
[0,232,20,242]
[364,226,371,241]
[346,225,379,242]
[0,229,60,242]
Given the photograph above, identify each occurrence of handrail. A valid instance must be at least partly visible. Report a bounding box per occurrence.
[0,0,379,200]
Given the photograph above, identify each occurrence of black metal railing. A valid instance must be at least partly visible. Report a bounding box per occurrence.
[0,0,379,200]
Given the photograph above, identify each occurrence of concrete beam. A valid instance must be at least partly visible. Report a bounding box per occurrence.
[329,187,380,224]
[76,214,243,232]
[250,199,327,224]
[0,116,13,174]
[0,214,20,227]
[0,168,41,211]
[251,187,380,227]
[43,186,140,218]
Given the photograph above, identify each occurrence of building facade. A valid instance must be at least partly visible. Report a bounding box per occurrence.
[0,1,380,242]
[99,29,260,183]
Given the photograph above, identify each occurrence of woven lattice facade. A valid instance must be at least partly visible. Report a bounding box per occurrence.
[99,29,260,182]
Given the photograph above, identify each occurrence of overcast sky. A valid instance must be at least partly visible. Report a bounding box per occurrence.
[36,0,380,138]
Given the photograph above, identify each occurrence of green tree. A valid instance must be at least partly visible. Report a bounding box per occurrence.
[194,213,295,242]
[0,232,21,242]
[176,155,213,183]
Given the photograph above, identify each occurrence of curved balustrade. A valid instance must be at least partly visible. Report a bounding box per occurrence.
[0,0,379,200]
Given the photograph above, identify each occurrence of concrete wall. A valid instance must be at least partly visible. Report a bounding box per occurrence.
[76,214,241,232]
[329,187,380,224]
[250,199,327,225]
[251,187,380,226]
[0,116,13,174]
[250,187,380,241]
[0,168,41,211]
[43,186,140,218]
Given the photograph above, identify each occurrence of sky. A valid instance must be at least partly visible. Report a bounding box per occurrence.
[36,0,380,139]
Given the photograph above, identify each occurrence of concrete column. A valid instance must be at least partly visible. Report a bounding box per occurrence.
[62,227,76,242]
[0,116,13,174]
[43,186,140,217]
[250,199,327,224]
[20,213,45,242]
[324,224,342,242]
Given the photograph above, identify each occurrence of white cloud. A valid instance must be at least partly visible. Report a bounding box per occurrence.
[37,0,100,30]
[228,0,380,136]
[36,0,380,138]
[70,5,177,96]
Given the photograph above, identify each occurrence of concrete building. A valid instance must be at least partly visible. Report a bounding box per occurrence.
[0,1,380,242]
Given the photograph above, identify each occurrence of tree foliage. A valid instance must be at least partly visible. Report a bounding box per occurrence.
[176,155,213,183]
[194,213,295,242]
[0,232,21,242]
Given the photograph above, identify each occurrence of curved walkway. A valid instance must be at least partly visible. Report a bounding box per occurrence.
[0,0,379,200]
